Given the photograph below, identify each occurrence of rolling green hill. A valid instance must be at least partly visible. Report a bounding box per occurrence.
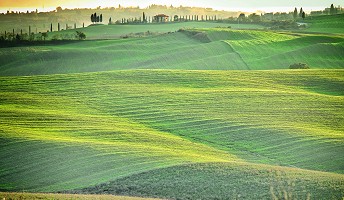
[304,13,344,34]
[0,70,343,199]
[204,28,344,69]
[74,162,344,199]
[0,28,343,76]
[69,22,264,40]
[0,31,248,76]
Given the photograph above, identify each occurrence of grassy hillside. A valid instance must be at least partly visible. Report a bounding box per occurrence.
[66,22,264,40]
[0,70,343,199]
[75,163,344,199]
[304,14,344,34]
[0,31,248,76]
[204,28,344,69]
[1,28,344,76]
[0,192,159,200]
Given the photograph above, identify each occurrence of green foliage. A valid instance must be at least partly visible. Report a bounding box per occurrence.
[267,21,299,30]
[289,63,310,69]
[293,7,298,19]
[302,12,306,20]
[330,4,336,15]
[76,31,86,40]
[41,32,48,41]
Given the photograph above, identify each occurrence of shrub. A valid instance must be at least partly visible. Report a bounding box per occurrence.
[289,63,310,69]
[75,31,86,40]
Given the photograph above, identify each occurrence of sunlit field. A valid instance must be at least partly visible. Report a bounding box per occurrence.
[0,11,343,200]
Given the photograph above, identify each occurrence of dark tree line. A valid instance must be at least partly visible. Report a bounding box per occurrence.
[91,13,103,23]
[293,4,339,20]
[292,7,306,20]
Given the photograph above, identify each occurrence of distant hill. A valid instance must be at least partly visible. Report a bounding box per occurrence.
[0,6,240,34]
[0,27,343,76]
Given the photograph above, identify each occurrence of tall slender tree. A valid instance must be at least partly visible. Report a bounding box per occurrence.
[91,14,94,23]
[299,7,304,18]
[293,7,298,19]
[100,14,103,23]
[330,4,335,15]
[50,23,53,32]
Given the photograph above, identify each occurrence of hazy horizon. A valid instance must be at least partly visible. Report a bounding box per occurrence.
[0,0,342,14]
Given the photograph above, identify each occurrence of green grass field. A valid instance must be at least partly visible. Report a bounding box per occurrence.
[0,27,343,76]
[0,70,343,199]
[0,192,159,200]
[0,14,344,199]
[204,28,344,69]
[72,22,264,40]
[303,13,344,34]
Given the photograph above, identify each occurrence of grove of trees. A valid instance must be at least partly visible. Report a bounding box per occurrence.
[91,13,103,23]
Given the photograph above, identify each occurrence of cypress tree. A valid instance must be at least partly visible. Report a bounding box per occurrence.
[293,7,298,19]
[299,7,303,18]
[330,4,335,15]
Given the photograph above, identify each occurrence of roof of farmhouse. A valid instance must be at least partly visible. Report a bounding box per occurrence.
[155,14,169,17]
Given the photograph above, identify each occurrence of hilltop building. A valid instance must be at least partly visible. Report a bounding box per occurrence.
[153,14,169,23]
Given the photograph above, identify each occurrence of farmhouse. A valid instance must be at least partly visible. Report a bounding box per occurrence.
[153,14,169,23]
